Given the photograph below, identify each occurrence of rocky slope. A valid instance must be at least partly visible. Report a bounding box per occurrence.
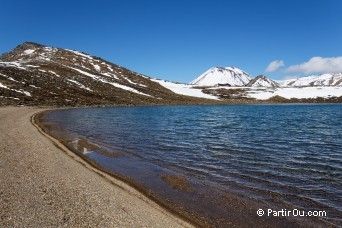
[0,42,219,106]
[246,75,279,88]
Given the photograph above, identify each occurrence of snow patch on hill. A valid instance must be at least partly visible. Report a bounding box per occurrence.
[0,61,27,70]
[248,87,342,99]
[0,82,32,96]
[23,49,35,55]
[152,79,218,100]
[211,86,342,100]
[65,49,93,60]
[64,65,152,97]
[66,79,93,92]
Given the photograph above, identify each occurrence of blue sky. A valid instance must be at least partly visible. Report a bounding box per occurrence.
[1,0,341,82]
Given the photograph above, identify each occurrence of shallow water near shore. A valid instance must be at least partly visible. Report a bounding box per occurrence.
[40,104,342,226]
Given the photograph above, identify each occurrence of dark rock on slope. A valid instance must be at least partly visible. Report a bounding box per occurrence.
[0,42,218,106]
[246,75,279,88]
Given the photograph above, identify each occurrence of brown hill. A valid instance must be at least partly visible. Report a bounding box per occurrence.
[0,42,219,106]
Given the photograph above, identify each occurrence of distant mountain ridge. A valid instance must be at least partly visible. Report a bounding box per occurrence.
[192,66,342,88]
[1,42,341,106]
[277,73,342,87]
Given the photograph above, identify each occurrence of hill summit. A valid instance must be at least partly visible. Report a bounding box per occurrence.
[190,67,252,86]
[0,42,217,106]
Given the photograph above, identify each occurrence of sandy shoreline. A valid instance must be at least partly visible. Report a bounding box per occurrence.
[0,106,192,227]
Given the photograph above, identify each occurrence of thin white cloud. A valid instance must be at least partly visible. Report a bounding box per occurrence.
[265,60,284,73]
[284,56,342,74]
[280,75,299,80]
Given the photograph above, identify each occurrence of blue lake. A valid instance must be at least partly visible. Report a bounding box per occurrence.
[43,104,342,226]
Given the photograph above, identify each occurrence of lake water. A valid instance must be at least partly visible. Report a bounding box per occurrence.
[42,104,342,226]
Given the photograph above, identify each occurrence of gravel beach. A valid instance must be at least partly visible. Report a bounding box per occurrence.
[0,106,192,227]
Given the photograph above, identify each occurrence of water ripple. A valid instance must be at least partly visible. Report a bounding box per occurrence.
[45,104,342,223]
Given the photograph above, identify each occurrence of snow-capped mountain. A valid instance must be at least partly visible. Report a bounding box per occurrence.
[190,67,252,86]
[246,75,279,88]
[277,73,342,87]
[191,66,342,89]
[189,67,342,102]
[0,42,217,106]
[1,42,341,105]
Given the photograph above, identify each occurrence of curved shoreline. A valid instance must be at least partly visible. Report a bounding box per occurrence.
[0,106,193,227]
[33,108,205,227]
[36,106,332,227]
[11,105,333,228]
